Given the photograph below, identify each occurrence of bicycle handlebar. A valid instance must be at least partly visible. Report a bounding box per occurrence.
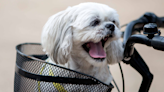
[123,12,164,46]
[151,36,164,51]
[122,12,164,92]
[124,34,164,58]
[124,35,151,58]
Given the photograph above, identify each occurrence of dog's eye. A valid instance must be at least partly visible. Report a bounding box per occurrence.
[91,19,100,26]
[112,20,116,24]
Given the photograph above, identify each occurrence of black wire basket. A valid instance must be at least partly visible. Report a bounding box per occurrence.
[14,43,114,92]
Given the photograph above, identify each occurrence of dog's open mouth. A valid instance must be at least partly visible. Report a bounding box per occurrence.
[82,34,112,61]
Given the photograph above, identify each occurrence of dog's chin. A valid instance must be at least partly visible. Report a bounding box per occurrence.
[85,56,107,67]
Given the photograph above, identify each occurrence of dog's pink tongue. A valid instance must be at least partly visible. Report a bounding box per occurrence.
[89,42,106,58]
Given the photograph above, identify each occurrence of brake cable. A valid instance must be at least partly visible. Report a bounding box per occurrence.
[112,24,126,92]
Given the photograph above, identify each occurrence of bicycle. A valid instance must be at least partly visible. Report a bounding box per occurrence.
[14,12,164,92]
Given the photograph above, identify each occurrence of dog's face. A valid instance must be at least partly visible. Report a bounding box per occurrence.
[41,2,122,67]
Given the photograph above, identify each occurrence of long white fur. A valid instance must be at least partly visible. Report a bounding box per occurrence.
[41,2,123,85]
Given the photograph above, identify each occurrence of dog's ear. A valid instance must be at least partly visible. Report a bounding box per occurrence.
[56,27,73,64]
[41,8,73,64]
[106,39,124,64]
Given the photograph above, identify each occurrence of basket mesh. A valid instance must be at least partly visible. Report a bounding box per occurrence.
[14,43,113,92]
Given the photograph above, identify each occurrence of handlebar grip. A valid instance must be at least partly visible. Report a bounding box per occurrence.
[151,36,164,51]
[158,17,164,27]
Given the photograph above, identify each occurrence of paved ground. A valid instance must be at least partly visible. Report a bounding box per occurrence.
[0,0,164,92]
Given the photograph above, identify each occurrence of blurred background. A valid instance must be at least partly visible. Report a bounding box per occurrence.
[0,0,164,92]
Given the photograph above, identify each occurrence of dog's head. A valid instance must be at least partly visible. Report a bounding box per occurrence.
[41,2,123,67]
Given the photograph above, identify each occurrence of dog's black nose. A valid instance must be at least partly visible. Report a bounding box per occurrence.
[105,24,115,31]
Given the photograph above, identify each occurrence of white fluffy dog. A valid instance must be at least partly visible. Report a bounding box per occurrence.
[41,2,123,85]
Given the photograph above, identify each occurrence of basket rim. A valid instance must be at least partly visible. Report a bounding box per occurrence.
[15,42,114,88]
